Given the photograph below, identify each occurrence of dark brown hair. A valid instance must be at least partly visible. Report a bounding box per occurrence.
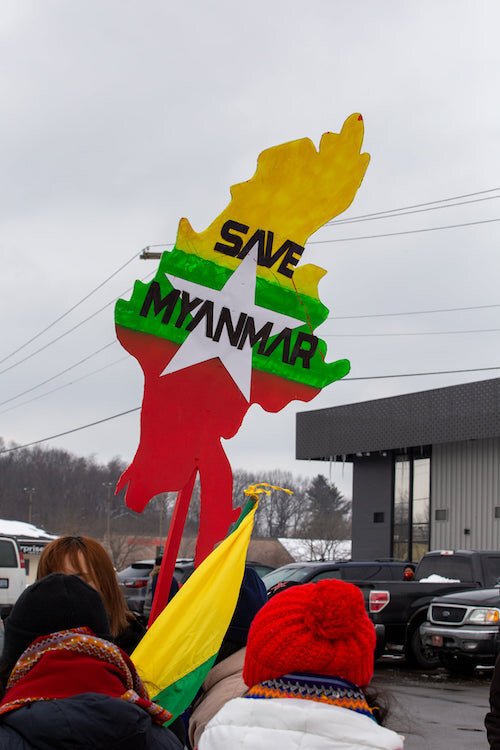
[37,536,130,638]
[363,685,390,726]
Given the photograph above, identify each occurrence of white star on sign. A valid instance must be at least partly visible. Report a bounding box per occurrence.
[160,246,304,401]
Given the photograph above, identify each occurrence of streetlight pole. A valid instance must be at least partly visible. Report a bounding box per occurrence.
[23,487,35,524]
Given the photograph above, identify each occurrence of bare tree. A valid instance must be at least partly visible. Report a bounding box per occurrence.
[107,535,152,570]
[300,537,350,562]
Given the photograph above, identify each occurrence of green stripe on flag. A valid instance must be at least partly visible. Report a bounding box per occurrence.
[154,653,217,725]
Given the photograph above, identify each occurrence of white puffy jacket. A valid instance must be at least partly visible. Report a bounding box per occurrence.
[199,697,404,750]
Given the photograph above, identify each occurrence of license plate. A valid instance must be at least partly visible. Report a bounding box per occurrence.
[431,635,443,647]
[0,579,8,589]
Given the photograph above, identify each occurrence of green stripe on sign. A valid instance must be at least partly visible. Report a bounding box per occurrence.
[153,652,218,724]
[164,246,329,326]
[115,246,349,389]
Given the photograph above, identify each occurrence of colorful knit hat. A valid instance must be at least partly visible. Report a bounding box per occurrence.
[3,574,111,667]
[243,579,376,688]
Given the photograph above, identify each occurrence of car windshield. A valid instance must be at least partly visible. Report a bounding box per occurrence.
[262,566,309,589]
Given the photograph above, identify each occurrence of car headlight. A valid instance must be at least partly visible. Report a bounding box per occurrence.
[468,607,500,624]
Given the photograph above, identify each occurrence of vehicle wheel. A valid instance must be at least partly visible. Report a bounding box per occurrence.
[438,653,476,677]
[405,624,440,669]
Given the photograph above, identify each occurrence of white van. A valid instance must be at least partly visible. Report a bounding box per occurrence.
[0,536,26,613]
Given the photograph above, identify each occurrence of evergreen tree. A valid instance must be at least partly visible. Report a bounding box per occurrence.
[302,474,350,541]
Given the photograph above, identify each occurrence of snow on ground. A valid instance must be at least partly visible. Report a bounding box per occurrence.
[279,538,351,562]
[0,519,56,539]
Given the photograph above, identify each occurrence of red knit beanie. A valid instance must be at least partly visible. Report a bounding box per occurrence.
[243,579,376,688]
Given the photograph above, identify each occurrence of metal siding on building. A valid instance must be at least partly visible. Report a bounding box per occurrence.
[351,455,393,560]
[296,377,500,460]
[431,438,500,550]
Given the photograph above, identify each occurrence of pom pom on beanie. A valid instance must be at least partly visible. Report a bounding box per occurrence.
[303,578,368,641]
[243,579,376,688]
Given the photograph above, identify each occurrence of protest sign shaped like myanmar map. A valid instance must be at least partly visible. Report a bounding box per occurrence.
[115,113,370,567]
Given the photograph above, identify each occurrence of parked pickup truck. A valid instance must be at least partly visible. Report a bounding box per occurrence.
[364,550,500,668]
[420,587,500,675]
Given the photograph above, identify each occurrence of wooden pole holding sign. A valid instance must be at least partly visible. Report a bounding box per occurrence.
[149,469,197,626]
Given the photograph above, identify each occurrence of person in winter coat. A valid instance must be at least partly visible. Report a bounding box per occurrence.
[0,573,181,750]
[37,535,145,654]
[485,653,500,747]
[189,566,267,748]
[199,578,404,750]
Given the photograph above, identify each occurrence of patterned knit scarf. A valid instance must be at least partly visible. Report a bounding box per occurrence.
[245,672,376,721]
[0,627,171,725]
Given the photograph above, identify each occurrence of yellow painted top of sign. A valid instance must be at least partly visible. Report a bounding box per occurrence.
[176,113,369,301]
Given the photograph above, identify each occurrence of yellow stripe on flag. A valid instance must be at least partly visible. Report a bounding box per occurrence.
[131,498,258,712]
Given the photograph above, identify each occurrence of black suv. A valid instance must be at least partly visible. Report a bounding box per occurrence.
[117,558,198,617]
[139,559,275,622]
[262,560,414,590]
[117,560,155,617]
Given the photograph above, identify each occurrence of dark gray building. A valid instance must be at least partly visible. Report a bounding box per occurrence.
[296,377,500,561]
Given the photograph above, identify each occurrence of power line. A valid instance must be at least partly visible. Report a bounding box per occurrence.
[144,189,500,245]
[145,210,500,251]
[0,356,129,416]
[323,327,500,338]
[327,194,500,227]
[346,365,500,381]
[0,341,117,408]
[141,213,500,259]
[4,323,500,413]
[0,251,139,366]
[331,303,500,320]
[326,187,500,225]
[2,191,499,381]
[133,189,500,253]
[309,217,500,245]
[0,299,117,377]
[2,364,500,455]
[0,271,155,377]
[0,406,141,454]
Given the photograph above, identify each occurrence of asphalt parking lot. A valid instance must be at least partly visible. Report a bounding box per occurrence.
[374,657,491,749]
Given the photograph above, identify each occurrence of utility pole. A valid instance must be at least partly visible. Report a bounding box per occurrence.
[157,493,167,557]
[23,487,35,524]
[102,482,114,549]
[140,246,162,260]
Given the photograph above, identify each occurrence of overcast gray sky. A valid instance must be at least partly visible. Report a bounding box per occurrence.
[1,0,499,497]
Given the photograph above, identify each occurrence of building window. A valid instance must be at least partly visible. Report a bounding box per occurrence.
[393,456,410,561]
[412,458,431,562]
[495,507,500,519]
[392,453,430,562]
[435,508,449,521]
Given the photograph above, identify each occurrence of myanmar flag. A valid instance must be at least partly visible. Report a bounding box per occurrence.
[131,498,258,721]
